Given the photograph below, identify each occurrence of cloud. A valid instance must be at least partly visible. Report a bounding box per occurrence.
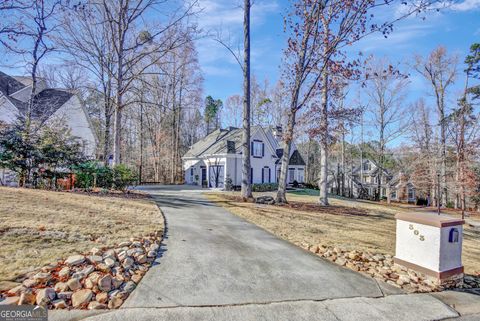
[449,0,480,11]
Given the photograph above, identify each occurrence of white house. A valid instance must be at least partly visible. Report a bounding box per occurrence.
[182,126,306,188]
[0,71,97,185]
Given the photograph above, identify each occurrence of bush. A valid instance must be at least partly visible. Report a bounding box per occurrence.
[73,161,98,189]
[303,182,319,190]
[252,183,278,192]
[446,201,454,209]
[112,164,137,191]
[225,176,233,191]
[292,180,299,188]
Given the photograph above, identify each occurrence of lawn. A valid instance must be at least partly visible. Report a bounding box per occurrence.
[206,190,480,275]
[0,187,163,282]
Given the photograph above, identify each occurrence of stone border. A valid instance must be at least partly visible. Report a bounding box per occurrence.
[0,206,167,310]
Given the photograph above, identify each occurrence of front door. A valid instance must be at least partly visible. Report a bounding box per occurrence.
[201,167,207,185]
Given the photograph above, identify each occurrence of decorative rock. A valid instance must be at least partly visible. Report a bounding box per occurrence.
[67,278,82,291]
[0,296,20,305]
[135,255,147,264]
[98,275,112,292]
[147,251,157,258]
[8,285,26,296]
[91,247,102,256]
[52,299,68,309]
[122,257,134,269]
[54,282,70,292]
[19,291,36,305]
[88,301,107,310]
[150,244,160,252]
[111,277,123,289]
[58,267,71,278]
[122,281,136,293]
[131,274,142,284]
[96,292,108,304]
[108,296,123,309]
[131,241,142,247]
[22,278,38,288]
[71,289,93,308]
[57,292,73,300]
[96,263,111,273]
[36,288,56,306]
[104,258,116,268]
[335,258,347,266]
[33,272,51,283]
[65,255,85,266]
[87,255,103,264]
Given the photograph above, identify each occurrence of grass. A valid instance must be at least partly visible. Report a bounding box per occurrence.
[0,187,163,282]
[206,189,480,275]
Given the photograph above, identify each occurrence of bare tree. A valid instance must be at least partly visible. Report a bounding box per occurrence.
[364,58,410,200]
[414,46,458,206]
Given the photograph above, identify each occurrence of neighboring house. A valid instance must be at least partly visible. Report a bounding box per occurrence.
[182,126,306,188]
[0,71,97,185]
[389,173,417,203]
[328,158,417,203]
[329,159,392,199]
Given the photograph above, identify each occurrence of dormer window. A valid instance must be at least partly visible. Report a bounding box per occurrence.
[252,140,264,158]
[363,162,371,171]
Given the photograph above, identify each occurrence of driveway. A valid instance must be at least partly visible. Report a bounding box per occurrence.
[50,185,466,321]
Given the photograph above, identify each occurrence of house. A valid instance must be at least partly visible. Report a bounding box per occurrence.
[389,173,417,203]
[182,126,306,188]
[0,71,97,185]
[328,158,418,203]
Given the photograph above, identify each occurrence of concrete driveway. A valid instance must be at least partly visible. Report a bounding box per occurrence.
[50,185,467,321]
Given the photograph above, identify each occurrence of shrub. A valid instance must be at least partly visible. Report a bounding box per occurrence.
[73,161,98,189]
[303,182,319,190]
[225,176,233,191]
[112,164,137,191]
[446,201,454,209]
[252,183,278,192]
[292,180,299,188]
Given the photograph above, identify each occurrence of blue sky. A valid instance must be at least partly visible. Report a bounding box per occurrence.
[195,0,480,112]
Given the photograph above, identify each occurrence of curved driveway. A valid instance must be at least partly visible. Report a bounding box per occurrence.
[51,185,460,321]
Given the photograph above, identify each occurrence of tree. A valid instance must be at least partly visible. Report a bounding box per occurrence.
[241,0,253,200]
[204,96,223,134]
[275,0,438,204]
[414,46,458,206]
[225,95,243,128]
[363,58,410,200]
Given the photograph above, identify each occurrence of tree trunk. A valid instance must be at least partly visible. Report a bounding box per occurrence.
[318,70,329,206]
[241,0,252,200]
[276,109,296,203]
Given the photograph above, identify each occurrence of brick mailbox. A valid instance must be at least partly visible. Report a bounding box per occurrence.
[394,212,465,286]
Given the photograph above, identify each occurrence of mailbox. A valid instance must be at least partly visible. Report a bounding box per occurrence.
[394,212,465,285]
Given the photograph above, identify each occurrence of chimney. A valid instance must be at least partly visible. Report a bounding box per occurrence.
[273,125,283,141]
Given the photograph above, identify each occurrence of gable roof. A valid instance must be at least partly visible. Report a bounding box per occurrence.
[275,149,306,165]
[184,126,276,158]
[0,71,74,122]
[0,71,25,96]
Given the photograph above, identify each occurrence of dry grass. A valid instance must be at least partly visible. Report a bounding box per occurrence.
[206,190,480,274]
[0,187,163,281]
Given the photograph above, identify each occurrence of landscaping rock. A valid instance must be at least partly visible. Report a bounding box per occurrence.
[57,292,73,300]
[36,288,56,306]
[58,267,71,278]
[88,301,107,310]
[335,258,347,266]
[22,279,38,288]
[122,257,134,269]
[54,282,70,292]
[98,275,112,292]
[122,281,136,293]
[147,250,157,258]
[33,272,51,283]
[19,292,36,305]
[8,285,26,296]
[96,292,108,304]
[67,278,82,291]
[52,299,68,309]
[107,296,123,309]
[65,255,85,266]
[87,255,103,264]
[255,196,275,205]
[104,258,116,268]
[71,289,93,308]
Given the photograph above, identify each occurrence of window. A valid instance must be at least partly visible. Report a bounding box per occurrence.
[363,162,371,171]
[252,141,264,157]
[382,188,386,197]
[288,168,295,183]
[391,190,397,199]
[190,168,194,176]
[408,187,415,200]
[262,167,270,183]
[297,168,305,183]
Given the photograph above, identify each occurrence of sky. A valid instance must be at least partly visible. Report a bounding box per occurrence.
[194,0,480,117]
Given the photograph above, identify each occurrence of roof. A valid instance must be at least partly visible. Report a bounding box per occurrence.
[275,149,306,166]
[0,71,25,96]
[0,71,74,121]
